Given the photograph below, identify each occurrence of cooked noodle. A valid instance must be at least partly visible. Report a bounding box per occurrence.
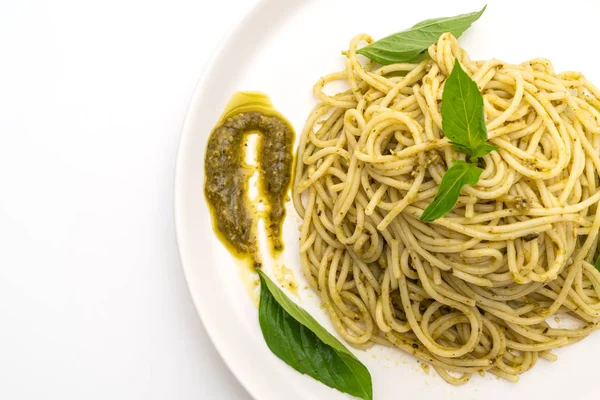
[292,33,600,384]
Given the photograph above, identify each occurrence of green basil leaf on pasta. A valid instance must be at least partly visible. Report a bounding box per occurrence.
[356,6,486,64]
[595,256,600,272]
[257,269,373,400]
[421,160,483,222]
[469,142,498,159]
[442,59,497,158]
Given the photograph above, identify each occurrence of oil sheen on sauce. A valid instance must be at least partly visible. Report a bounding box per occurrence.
[204,91,297,303]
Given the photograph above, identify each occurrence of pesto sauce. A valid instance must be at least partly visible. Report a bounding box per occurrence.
[204,92,295,266]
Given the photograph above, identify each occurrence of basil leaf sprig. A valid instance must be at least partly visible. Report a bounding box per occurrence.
[595,256,600,272]
[257,269,373,400]
[356,6,486,64]
[421,60,496,222]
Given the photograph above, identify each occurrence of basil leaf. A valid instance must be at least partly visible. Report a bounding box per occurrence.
[470,142,498,159]
[257,269,372,400]
[356,6,486,65]
[595,256,600,272]
[420,160,483,222]
[442,59,498,159]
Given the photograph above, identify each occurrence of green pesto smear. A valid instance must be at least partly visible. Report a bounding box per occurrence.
[204,92,295,266]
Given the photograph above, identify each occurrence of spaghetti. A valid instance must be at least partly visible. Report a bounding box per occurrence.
[293,33,600,384]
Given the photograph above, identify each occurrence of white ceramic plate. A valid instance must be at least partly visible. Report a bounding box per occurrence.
[175,1,600,399]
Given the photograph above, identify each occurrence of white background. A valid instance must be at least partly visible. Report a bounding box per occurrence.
[0,0,256,398]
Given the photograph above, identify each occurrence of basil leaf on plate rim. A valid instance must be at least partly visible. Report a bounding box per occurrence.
[257,269,373,400]
[356,6,486,64]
